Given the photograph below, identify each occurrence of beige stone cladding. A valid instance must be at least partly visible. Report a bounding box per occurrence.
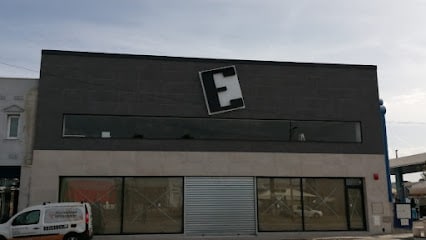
[30,150,392,235]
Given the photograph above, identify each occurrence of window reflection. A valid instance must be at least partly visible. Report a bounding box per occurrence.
[302,179,346,230]
[347,188,365,229]
[290,121,361,143]
[12,210,40,225]
[60,177,123,234]
[63,115,290,141]
[60,177,183,235]
[257,178,365,231]
[346,178,366,230]
[63,114,362,143]
[257,178,302,231]
[123,177,183,233]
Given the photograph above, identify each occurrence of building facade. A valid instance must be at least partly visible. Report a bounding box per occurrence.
[0,77,37,221]
[30,50,392,238]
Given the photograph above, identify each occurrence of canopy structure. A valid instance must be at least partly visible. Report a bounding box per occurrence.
[390,152,426,175]
[390,152,426,200]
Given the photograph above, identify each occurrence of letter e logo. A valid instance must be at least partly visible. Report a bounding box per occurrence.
[199,66,245,115]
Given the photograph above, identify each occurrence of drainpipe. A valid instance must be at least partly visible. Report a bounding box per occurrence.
[379,99,393,202]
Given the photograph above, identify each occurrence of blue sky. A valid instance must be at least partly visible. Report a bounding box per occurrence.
[1,0,426,179]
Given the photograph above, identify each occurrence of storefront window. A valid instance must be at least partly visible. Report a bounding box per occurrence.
[60,177,183,234]
[122,177,183,233]
[257,178,302,231]
[60,177,123,234]
[257,177,365,232]
[302,178,347,230]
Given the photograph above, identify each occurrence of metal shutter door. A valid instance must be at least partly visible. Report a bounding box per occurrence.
[185,177,256,236]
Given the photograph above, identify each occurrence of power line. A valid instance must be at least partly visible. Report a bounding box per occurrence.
[387,121,426,125]
[0,60,39,73]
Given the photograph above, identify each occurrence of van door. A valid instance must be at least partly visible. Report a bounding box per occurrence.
[10,210,43,238]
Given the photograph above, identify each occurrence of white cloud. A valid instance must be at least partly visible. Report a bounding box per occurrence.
[393,89,426,105]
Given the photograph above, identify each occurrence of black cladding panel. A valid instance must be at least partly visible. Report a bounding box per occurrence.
[34,50,383,154]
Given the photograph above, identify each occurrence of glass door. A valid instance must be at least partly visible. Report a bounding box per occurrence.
[346,187,366,230]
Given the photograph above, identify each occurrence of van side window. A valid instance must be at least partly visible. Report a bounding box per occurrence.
[12,210,40,226]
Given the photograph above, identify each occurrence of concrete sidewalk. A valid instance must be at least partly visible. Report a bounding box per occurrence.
[312,233,414,240]
[92,233,416,240]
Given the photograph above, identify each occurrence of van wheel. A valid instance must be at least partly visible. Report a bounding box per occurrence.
[63,233,81,240]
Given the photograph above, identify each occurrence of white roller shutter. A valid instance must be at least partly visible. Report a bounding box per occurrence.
[184,177,256,236]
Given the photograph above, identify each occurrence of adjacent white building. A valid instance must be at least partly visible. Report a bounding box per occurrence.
[0,77,37,221]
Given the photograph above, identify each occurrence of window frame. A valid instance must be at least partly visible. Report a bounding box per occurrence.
[61,114,363,144]
[6,114,20,139]
[59,176,184,235]
[256,177,366,232]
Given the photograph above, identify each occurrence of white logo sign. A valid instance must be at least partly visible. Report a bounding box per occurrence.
[199,66,245,115]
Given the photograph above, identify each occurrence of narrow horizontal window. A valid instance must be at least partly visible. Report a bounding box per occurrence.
[290,120,361,143]
[62,115,291,141]
[62,114,362,143]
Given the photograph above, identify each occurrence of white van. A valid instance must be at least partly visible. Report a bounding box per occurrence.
[0,202,93,240]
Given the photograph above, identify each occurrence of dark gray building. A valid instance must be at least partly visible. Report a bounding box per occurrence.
[29,50,392,238]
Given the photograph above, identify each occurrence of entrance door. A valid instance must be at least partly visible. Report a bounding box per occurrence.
[184,177,256,236]
[346,187,366,230]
